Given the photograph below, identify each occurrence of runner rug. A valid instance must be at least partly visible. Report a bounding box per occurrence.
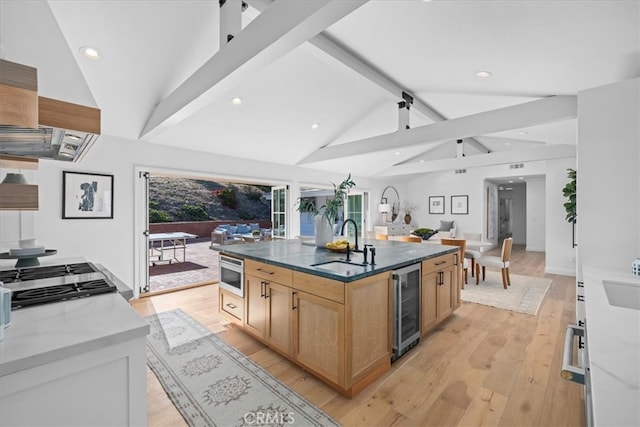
[461,271,552,315]
[145,309,340,427]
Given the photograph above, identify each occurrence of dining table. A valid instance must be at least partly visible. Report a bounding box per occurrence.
[426,238,494,252]
[387,235,494,252]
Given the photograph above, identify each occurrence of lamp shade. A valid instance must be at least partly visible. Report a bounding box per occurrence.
[378,203,391,213]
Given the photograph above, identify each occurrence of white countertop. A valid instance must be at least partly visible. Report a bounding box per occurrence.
[0,292,149,376]
[582,266,640,426]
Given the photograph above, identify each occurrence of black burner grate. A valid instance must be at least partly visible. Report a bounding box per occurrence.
[11,279,117,310]
[0,262,97,283]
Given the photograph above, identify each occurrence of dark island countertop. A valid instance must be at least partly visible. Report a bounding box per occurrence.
[212,239,458,282]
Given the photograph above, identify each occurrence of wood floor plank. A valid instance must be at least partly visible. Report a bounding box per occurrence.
[130,244,585,426]
[459,386,509,427]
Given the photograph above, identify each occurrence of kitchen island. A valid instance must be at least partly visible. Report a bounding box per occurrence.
[0,262,149,426]
[581,266,640,426]
[213,239,460,396]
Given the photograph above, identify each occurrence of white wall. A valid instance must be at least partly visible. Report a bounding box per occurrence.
[526,177,545,252]
[578,78,640,271]
[0,135,389,290]
[406,162,548,238]
[404,160,575,274]
[545,157,578,276]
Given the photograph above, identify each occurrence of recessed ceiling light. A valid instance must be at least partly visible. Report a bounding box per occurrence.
[504,142,511,146]
[517,130,528,135]
[419,159,425,163]
[518,176,524,180]
[79,46,101,60]
[508,180,514,183]
[231,97,243,105]
[311,123,319,130]
[476,70,492,78]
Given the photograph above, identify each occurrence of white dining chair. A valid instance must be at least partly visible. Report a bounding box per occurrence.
[475,238,513,289]
[462,232,482,277]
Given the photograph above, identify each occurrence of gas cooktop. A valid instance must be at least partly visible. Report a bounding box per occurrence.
[0,262,118,310]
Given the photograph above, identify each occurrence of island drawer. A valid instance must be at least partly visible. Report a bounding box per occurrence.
[293,271,344,304]
[422,253,456,273]
[220,289,243,323]
[245,259,293,286]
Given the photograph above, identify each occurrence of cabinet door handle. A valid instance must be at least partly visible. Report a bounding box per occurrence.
[225,303,237,309]
[292,291,297,310]
[260,281,265,298]
[257,268,275,275]
[264,282,270,298]
[435,260,446,266]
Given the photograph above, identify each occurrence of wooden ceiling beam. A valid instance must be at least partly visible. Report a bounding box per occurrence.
[140,0,368,139]
[298,95,577,164]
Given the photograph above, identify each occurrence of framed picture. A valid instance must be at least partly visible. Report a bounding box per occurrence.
[63,171,114,219]
[451,195,469,215]
[428,196,445,214]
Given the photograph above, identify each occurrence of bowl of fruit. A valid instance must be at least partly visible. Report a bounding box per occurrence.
[325,239,354,253]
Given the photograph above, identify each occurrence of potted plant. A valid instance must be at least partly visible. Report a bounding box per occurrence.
[403,201,418,225]
[562,168,576,223]
[411,227,436,240]
[296,174,356,247]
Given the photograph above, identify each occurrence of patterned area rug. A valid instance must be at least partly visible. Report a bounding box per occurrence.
[145,309,339,427]
[461,271,552,315]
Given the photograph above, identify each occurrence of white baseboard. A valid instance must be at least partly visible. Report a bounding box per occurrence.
[545,266,576,277]
[526,246,545,252]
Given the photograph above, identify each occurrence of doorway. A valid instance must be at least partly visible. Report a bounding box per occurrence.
[297,186,368,241]
[135,168,279,296]
[496,181,526,245]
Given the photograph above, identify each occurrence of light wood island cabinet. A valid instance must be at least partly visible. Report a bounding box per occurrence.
[217,248,459,397]
[292,270,391,395]
[421,253,457,335]
[244,260,294,356]
[219,288,243,325]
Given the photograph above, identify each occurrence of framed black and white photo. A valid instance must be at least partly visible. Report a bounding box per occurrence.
[428,196,445,214]
[63,171,114,219]
[451,195,468,215]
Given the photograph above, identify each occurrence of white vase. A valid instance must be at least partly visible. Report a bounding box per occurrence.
[314,214,333,248]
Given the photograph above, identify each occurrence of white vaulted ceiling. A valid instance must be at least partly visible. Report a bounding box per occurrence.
[0,0,638,177]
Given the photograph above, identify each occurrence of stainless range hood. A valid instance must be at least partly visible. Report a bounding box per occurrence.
[0,59,101,162]
[0,123,98,162]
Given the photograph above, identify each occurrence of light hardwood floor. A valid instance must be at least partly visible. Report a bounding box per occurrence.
[131,245,585,426]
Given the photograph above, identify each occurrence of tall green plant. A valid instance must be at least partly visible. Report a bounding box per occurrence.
[296,174,356,226]
[562,168,577,223]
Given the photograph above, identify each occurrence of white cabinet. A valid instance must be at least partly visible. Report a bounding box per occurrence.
[0,294,149,426]
[1,330,147,427]
[374,224,412,237]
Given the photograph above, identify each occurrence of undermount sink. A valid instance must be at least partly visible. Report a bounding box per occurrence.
[603,279,640,310]
[310,260,369,276]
